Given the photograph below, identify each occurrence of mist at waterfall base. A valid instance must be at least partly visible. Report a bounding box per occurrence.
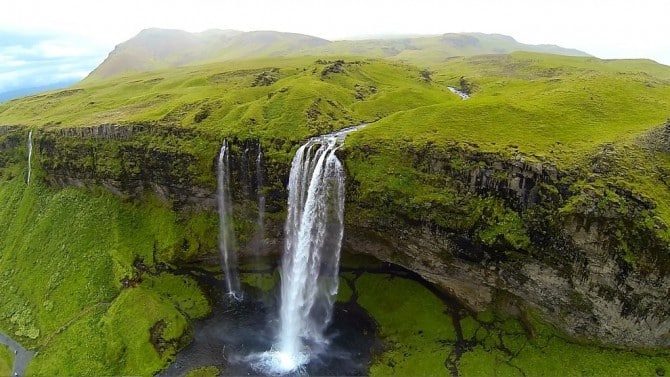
[161,262,379,377]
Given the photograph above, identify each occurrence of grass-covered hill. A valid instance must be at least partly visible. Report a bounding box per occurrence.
[88,29,329,79]
[1,56,452,144]
[344,52,670,269]
[87,29,589,80]
[2,44,670,375]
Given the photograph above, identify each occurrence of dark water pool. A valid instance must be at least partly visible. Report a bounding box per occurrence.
[160,267,380,377]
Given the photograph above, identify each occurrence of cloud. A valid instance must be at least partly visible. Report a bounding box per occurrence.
[0,30,108,93]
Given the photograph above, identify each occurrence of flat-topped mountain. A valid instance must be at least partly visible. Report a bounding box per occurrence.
[87,28,330,79]
[87,28,589,79]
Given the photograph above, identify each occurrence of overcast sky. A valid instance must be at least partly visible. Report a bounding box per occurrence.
[1,0,669,93]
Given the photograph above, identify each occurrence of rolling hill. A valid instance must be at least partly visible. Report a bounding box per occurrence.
[86,29,589,80]
[86,28,330,79]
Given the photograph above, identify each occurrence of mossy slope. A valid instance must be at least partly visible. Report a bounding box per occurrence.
[350,270,670,377]
[0,163,210,376]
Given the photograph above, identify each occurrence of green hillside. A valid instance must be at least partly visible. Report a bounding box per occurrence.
[0,169,210,375]
[85,29,589,80]
[3,52,668,163]
[4,51,670,257]
[87,29,329,79]
[356,52,670,165]
[1,57,450,142]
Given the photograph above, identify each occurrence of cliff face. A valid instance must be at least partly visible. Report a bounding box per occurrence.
[344,141,670,348]
[3,124,669,348]
[38,124,217,209]
[30,124,291,254]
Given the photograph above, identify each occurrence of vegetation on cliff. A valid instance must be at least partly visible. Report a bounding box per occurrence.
[0,161,210,375]
[345,52,670,269]
[336,256,670,377]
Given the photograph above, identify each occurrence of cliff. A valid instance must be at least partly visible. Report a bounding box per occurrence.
[3,120,669,349]
[344,137,670,348]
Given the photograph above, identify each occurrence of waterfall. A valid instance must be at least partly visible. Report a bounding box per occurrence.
[217,141,242,300]
[252,125,363,374]
[277,136,345,363]
[27,130,33,185]
[448,86,470,100]
[255,143,265,254]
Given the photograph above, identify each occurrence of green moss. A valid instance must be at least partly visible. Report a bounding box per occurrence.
[0,344,13,376]
[0,169,212,375]
[336,275,354,302]
[0,179,118,345]
[239,270,279,293]
[355,268,670,377]
[471,197,532,250]
[142,274,210,319]
[356,273,456,377]
[101,287,188,376]
[181,212,218,261]
[458,347,522,377]
[25,305,110,376]
[459,316,481,340]
[511,336,670,377]
[186,365,220,377]
[476,308,496,324]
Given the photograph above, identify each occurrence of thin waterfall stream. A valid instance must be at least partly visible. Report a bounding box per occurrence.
[217,140,242,300]
[255,144,265,254]
[27,130,33,185]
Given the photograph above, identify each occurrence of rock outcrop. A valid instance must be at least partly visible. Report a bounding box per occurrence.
[344,141,670,348]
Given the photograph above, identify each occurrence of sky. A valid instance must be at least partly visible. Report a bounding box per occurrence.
[1,0,669,93]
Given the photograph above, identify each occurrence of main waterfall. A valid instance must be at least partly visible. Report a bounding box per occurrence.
[217,141,242,300]
[278,136,345,364]
[252,126,363,374]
